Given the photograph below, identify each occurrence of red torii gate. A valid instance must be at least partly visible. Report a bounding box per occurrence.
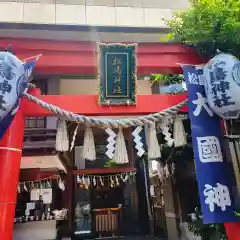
[0,92,187,240]
[0,38,238,239]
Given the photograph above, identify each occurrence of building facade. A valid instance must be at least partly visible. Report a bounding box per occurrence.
[0,0,190,135]
[0,0,188,29]
[0,0,189,46]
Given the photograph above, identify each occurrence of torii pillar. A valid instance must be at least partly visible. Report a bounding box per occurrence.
[0,110,25,240]
[0,88,40,240]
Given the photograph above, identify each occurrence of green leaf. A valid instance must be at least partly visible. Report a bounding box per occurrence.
[234,211,240,217]
[150,74,184,85]
[104,159,120,168]
[166,0,240,58]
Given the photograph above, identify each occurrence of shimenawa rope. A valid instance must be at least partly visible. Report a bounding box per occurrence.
[23,89,187,128]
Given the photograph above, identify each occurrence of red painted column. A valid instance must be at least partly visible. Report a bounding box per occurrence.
[224,223,240,240]
[0,110,25,240]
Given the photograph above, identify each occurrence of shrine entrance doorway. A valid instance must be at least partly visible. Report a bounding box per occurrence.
[91,184,124,209]
[73,171,139,239]
[91,183,124,238]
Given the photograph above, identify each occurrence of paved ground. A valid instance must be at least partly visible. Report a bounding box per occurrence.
[65,236,167,240]
[88,236,167,240]
[112,237,167,240]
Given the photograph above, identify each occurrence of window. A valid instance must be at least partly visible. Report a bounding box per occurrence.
[25,79,47,129]
[25,117,45,129]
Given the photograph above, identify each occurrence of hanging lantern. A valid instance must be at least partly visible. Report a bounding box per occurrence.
[0,52,28,139]
[204,53,240,119]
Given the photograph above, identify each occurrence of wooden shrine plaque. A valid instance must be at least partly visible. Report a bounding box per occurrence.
[98,43,137,106]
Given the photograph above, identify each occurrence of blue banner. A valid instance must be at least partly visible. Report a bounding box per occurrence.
[183,65,237,224]
[0,111,15,139]
[0,53,39,140]
[98,43,137,105]
[23,60,37,79]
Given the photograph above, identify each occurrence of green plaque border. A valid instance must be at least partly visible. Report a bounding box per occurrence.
[97,43,137,106]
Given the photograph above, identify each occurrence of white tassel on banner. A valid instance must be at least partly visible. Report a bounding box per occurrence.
[173,115,187,147]
[147,123,161,159]
[56,119,69,152]
[114,128,129,164]
[83,127,96,161]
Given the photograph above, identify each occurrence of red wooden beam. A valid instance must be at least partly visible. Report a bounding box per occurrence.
[72,166,136,175]
[0,38,204,75]
[19,170,58,181]
[22,94,188,117]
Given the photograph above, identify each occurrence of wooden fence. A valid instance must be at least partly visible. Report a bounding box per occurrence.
[92,208,121,238]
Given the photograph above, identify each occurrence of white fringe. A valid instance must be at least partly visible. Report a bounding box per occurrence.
[58,178,65,191]
[114,128,129,164]
[56,119,69,152]
[17,183,21,193]
[164,164,170,178]
[173,115,187,147]
[83,127,96,161]
[148,122,161,159]
[70,124,79,151]
[156,161,164,182]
